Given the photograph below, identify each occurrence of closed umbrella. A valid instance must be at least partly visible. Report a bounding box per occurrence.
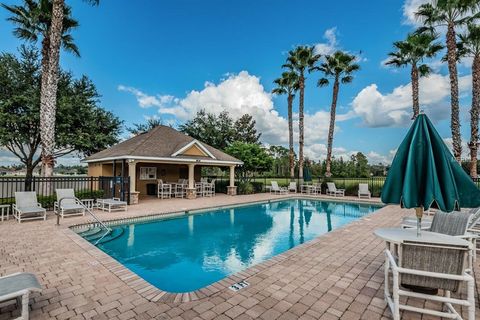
[381,113,480,235]
[303,166,312,182]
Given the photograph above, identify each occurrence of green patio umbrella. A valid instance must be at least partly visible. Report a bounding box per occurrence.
[381,113,480,235]
[303,166,312,182]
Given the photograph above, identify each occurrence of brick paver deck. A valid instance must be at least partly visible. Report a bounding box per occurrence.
[0,193,478,319]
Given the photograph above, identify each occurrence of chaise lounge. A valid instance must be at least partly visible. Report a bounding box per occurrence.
[54,189,85,219]
[0,272,42,320]
[12,192,47,223]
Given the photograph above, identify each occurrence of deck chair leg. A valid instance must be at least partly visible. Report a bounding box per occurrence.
[21,292,29,320]
[392,270,400,320]
[467,277,475,320]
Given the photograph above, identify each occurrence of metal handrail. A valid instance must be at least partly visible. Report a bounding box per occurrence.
[56,197,112,233]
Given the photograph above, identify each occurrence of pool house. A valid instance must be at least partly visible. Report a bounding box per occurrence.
[84,125,243,203]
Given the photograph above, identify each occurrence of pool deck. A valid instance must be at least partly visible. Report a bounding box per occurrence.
[0,193,478,320]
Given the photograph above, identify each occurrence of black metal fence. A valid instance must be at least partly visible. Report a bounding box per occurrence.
[0,176,130,209]
[205,175,480,197]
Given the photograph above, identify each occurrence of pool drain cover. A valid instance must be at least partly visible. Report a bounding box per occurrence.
[229,281,249,292]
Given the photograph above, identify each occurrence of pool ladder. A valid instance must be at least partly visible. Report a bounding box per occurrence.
[57,197,112,245]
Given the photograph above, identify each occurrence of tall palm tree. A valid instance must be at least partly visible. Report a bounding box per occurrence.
[273,71,299,181]
[313,51,360,177]
[458,22,480,178]
[2,0,80,176]
[283,46,321,182]
[416,0,480,162]
[385,32,443,118]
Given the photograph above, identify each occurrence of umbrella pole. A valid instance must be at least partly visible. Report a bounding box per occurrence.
[415,207,423,237]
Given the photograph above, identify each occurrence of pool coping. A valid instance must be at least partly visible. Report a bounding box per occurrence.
[65,195,385,304]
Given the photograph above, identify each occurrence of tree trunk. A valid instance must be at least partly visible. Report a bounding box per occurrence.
[287,93,295,180]
[325,77,340,177]
[40,0,64,178]
[446,22,462,162]
[411,64,420,119]
[24,162,34,192]
[298,74,305,182]
[469,55,480,178]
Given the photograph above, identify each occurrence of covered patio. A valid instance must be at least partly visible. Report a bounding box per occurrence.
[84,126,243,203]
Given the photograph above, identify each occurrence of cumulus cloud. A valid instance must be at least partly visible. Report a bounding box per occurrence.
[314,27,339,56]
[402,0,428,26]
[352,73,472,127]
[119,71,350,149]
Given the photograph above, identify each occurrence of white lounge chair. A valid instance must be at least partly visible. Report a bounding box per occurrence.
[326,182,345,197]
[0,272,42,320]
[270,181,288,194]
[288,182,297,193]
[12,192,46,223]
[384,240,474,320]
[358,183,371,199]
[54,189,85,218]
[97,198,127,213]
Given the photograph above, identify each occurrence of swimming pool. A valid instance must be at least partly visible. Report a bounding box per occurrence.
[78,199,381,293]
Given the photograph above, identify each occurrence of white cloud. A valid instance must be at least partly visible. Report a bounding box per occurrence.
[314,27,339,56]
[403,0,429,26]
[352,73,472,127]
[118,85,177,108]
[119,71,353,150]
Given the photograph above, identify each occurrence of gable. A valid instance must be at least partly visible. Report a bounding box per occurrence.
[181,144,209,157]
[171,140,216,159]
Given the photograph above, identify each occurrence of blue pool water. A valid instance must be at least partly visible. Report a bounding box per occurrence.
[83,199,381,293]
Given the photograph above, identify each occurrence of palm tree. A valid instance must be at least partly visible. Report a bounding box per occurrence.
[313,51,360,177]
[385,32,443,118]
[283,46,321,182]
[2,0,81,177]
[458,22,480,178]
[273,71,299,181]
[416,0,480,162]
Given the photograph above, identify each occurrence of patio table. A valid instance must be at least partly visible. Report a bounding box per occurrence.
[374,228,473,270]
[0,204,10,221]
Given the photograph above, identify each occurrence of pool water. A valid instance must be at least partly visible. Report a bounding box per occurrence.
[84,199,381,293]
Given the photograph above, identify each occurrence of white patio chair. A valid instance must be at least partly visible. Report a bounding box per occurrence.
[195,182,203,197]
[358,183,371,199]
[326,182,345,197]
[157,180,171,199]
[384,240,474,320]
[311,183,322,195]
[402,211,477,270]
[12,192,46,223]
[288,181,297,193]
[0,272,42,320]
[54,189,85,218]
[270,181,288,195]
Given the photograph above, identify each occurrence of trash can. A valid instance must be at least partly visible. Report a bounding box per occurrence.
[146,183,157,196]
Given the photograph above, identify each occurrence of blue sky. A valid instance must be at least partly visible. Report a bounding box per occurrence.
[0,0,475,165]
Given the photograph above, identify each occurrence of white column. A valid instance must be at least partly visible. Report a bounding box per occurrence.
[188,164,195,189]
[229,165,235,187]
[128,160,136,192]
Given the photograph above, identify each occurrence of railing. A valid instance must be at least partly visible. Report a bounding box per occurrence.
[0,176,130,209]
[57,196,112,244]
[204,176,480,197]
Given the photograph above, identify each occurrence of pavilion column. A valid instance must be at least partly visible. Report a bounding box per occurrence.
[227,165,237,196]
[128,160,139,204]
[186,163,197,199]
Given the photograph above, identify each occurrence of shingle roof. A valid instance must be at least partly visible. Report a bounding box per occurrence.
[84,126,242,164]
